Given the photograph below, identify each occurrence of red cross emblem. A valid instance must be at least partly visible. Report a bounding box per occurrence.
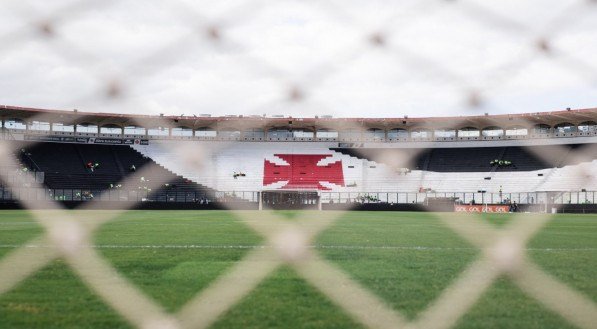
[263,154,345,190]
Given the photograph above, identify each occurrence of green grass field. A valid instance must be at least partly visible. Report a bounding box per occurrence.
[0,210,595,329]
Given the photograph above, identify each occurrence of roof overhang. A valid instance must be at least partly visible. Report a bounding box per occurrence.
[1,104,596,130]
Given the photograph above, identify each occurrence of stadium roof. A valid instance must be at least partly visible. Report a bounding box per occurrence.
[1,104,596,131]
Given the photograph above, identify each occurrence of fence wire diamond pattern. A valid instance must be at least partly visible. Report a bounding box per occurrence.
[1,1,597,328]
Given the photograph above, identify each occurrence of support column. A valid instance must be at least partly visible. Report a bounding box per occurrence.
[318,193,322,211]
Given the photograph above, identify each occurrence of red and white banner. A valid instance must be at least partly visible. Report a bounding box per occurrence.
[454,205,510,213]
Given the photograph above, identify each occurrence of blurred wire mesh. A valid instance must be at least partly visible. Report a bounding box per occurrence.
[1,0,597,116]
[0,1,597,329]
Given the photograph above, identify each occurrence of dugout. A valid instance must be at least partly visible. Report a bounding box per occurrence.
[259,190,320,210]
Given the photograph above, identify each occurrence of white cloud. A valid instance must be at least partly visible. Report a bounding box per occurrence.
[0,0,596,118]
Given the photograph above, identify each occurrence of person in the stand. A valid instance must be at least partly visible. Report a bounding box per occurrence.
[87,162,94,172]
[509,201,518,212]
[130,164,136,172]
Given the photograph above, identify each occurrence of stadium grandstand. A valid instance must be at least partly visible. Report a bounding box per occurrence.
[1,105,596,212]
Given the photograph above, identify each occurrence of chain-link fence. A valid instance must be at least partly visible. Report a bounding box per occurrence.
[1,1,597,328]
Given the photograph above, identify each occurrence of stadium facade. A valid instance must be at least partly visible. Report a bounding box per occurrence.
[1,105,596,212]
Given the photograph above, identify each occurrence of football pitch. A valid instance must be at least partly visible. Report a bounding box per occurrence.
[0,210,595,329]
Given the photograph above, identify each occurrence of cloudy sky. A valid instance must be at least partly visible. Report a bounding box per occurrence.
[1,0,596,118]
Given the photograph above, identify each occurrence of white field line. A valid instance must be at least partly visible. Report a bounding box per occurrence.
[0,244,595,252]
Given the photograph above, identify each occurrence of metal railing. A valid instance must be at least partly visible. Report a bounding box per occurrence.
[3,129,597,144]
[1,187,595,206]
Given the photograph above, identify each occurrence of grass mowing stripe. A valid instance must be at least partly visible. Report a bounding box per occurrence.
[0,244,596,252]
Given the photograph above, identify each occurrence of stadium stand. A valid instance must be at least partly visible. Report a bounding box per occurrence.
[133,141,597,197]
[1,139,594,206]
[11,142,215,200]
[1,106,596,208]
[333,145,591,172]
